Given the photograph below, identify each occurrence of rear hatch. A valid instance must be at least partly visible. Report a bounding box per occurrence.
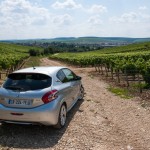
[0,73,52,108]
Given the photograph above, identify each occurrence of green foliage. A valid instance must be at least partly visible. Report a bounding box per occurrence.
[49,41,150,85]
[141,60,150,85]
[0,42,42,70]
[44,47,54,54]
[108,86,132,99]
[29,49,41,56]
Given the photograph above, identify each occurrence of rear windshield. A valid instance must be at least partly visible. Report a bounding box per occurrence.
[3,73,52,91]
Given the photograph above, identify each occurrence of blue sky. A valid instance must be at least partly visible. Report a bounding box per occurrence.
[0,0,150,40]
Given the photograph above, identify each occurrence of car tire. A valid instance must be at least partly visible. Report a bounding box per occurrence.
[54,104,67,129]
[78,85,84,100]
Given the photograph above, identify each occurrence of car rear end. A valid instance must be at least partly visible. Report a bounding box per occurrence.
[0,72,61,125]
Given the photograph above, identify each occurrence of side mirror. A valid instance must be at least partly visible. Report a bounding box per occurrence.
[75,76,82,80]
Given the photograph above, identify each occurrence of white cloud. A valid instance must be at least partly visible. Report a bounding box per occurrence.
[88,16,103,25]
[139,13,150,23]
[139,6,147,11]
[138,6,150,22]
[89,4,107,14]
[110,12,139,23]
[52,14,72,25]
[0,0,51,27]
[52,0,82,9]
[0,0,149,39]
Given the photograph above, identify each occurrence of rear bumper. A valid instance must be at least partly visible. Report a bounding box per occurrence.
[0,100,61,126]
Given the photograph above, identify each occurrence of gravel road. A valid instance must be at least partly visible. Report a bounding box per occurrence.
[0,58,150,150]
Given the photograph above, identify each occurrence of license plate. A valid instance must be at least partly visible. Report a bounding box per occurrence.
[8,99,33,106]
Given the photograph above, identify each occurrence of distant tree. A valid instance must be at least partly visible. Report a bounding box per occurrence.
[44,47,54,54]
[144,44,150,49]
[29,49,40,56]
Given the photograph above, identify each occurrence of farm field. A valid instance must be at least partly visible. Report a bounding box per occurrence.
[0,42,42,71]
[0,0,150,149]
[0,43,43,82]
[1,58,150,150]
[50,42,150,67]
[0,42,150,149]
[50,42,150,88]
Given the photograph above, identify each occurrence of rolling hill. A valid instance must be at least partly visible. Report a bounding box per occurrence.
[1,37,150,44]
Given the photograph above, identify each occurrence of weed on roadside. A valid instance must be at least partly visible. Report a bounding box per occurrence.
[108,86,132,99]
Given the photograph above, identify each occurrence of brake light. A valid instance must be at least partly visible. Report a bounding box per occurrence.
[42,90,58,104]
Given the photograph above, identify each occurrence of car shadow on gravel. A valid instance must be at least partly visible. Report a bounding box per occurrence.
[0,99,84,149]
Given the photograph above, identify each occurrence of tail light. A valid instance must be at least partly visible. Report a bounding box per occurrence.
[42,90,58,104]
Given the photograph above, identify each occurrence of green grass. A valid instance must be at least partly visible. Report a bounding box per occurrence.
[0,42,42,53]
[130,83,147,89]
[108,86,132,99]
[23,56,41,68]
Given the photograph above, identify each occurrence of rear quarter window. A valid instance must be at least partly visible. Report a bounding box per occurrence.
[56,70,68,83]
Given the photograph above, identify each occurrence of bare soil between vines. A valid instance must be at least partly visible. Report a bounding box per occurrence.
[0,57,150,150]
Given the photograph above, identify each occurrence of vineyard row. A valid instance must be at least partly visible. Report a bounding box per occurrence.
[50,51,150,87]
[0,55,29,79]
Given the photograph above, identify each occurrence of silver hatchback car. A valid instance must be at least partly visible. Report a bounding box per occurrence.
[0,66,84,128]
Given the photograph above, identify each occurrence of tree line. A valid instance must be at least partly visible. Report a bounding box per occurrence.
[28,42,104,56]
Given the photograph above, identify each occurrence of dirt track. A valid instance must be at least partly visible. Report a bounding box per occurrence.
[0,58,150,150]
